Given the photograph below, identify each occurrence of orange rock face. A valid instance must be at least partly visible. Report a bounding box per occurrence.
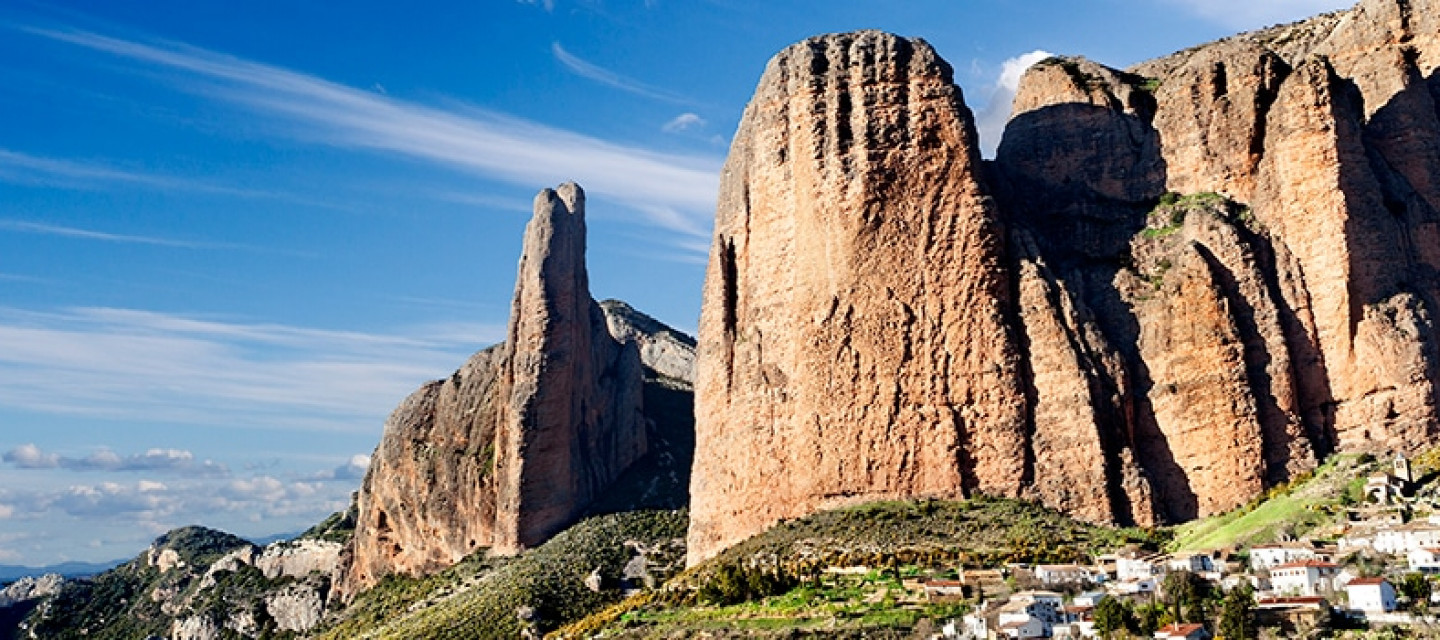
[687,31,1028,565]
[691,0,1440,562]
[335,184,648,599]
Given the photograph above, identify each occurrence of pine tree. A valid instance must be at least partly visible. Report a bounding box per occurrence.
[1218,583,1256,640]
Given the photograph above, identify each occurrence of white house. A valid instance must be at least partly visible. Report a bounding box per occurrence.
[1346,577,1397,613]
[1409,547,1440,573]
[1035,564,1095,586]
[1374,523,1440,555]
[998,617,1047,639]
[1268,561,1340,596]
[1118,554,1168,581]
[1168,553,1214,573]
[1072,591,1108,608]
[1249,543,1317,570]
[1010,590,1065,613]
[1109,578,1158,595]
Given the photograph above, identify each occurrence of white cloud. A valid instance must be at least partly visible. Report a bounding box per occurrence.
[0,219,292,254]
[519,0,556,11]
[24,27,720,240]
[0,306,500,433]
[0,504,14,519]
[0,149,335,212]
[3,445,229,477]
[4,444,60,469]
[551,42,693,106]
[311,454,370,481]
[1161,0,1353,30]
[662,112,706,133]
[973,50,1054,158]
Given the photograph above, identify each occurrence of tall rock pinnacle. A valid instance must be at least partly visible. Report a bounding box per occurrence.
[493,184,647,553]
[335,183,646,599]
[687,31,1030,565]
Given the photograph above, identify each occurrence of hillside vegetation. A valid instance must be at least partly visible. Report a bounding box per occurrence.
[314,510,687,640]
[558,497,1165,637]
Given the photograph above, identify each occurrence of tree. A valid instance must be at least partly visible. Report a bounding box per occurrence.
[1399,572,1433,610]
[1218,583,1256,640]
[1163,570,1211,623]
[1136,601,1171,636]
[1094,597,1134,639]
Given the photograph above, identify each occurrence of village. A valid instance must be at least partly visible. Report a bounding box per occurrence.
[926,455,1440,639]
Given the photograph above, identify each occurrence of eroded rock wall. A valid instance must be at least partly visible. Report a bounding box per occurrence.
[691,0,1440,562]
[688,31,1029,564]
[337,183,649,599]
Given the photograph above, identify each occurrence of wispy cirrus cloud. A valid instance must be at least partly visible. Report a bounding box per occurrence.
[551,42,693,105]
[22,26,721,240]
[0,306,501,433]
[0,219,299,255]
[4,444,230,477]
[1159,0,1352,30]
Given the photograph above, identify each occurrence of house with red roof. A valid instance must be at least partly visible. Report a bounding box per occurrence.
[1268,560,1340,596]
[1153,622,1210,640]
[1345,577,1397,614]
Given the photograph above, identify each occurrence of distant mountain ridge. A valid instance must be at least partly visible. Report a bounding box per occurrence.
[0,561,123,584]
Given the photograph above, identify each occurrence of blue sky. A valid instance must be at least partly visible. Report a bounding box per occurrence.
[0,0,1352,567]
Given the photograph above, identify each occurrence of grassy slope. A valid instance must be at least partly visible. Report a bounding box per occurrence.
[1168,454,1372,552]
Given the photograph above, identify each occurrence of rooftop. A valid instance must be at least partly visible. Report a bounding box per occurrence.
[1347,577,1388,586]
[1157,622,1206,637]
[1272,560,1338,570]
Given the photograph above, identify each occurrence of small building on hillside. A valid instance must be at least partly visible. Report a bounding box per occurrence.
[1168,553,1215,573]
[1255,597,1329,634]
[1072,591,1107,607]
[1118,553,1169,581]
[1035,564,1095,586]
[1109,577,1158,595]
[1409,547,1440,573]
[1373,522,1440,554]
[1250,543,1318,570]
[1269,561,1340,596]
[923,579,967,602]
[1154,622,1210,640]
[1346,577,1397,614]
[1366,472,1407,505]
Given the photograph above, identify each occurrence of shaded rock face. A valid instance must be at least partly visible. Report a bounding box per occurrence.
[691,0,1440,562]
[688,31,1030,565]
[338,183,656,600]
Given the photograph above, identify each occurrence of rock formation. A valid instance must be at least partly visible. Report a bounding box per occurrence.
[688,31,1031,564]
[690,0,1440,563]
[336,183,654,599]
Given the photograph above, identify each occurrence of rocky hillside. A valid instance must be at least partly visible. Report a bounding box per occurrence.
[21,524,346,639]
[690,0,1440,563]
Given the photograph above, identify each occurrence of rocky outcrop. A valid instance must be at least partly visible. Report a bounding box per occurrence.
[688,31,1030,564]
[337,183,653,599]
[255,539,342,580]
[0,573,62,607]
[264,583,325,632]
[690,0,1440,562]
[600,299,697,383]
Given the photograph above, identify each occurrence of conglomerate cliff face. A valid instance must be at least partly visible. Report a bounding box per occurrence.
[689,0,1440,563]
[688,31,1031,564]
[336,183,650,599]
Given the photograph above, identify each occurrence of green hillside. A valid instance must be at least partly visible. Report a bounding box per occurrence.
[314,510,687,640]
[558,497,1165,637]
